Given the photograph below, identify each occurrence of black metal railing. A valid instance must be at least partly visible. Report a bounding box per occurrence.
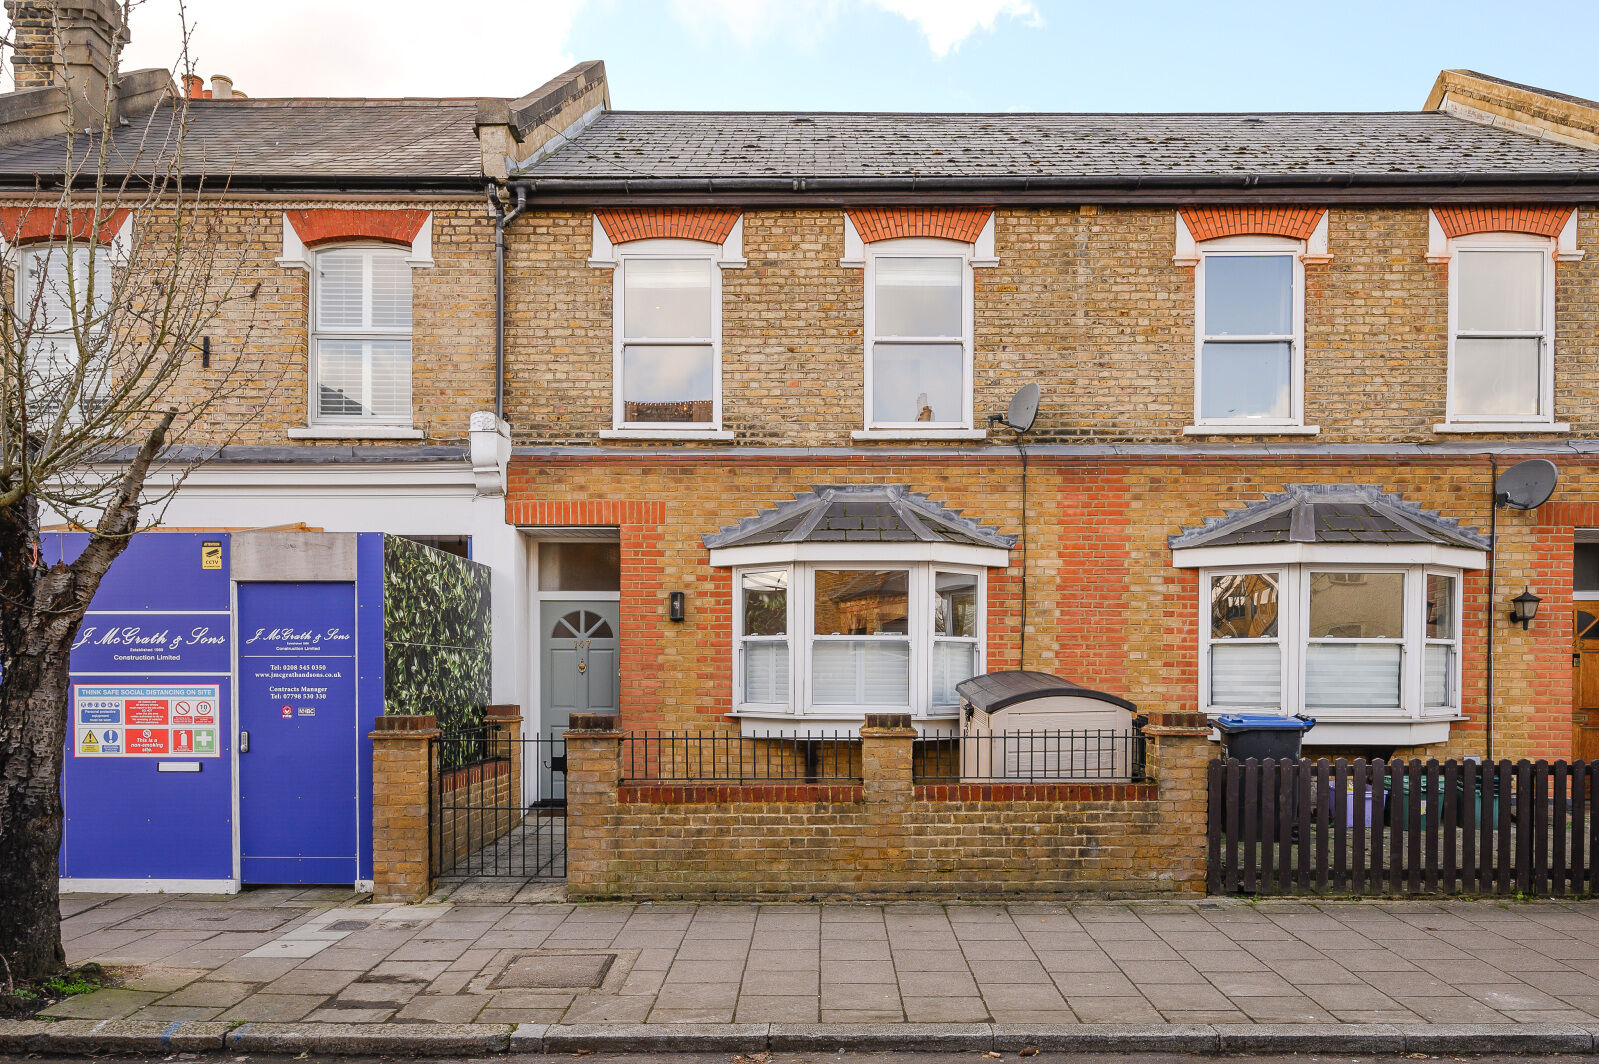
[429,732,566,879]
[621,730,863,783]
[913,727,1148,783]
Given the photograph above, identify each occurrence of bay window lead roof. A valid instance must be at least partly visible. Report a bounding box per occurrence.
[703,485,1016,550]
[1168,483,1490,551]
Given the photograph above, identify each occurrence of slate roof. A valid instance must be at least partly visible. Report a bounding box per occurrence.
[517,110,1599,183]
[0,98,488,188]
[1168,484,1490,551]
[703,485,1015,550]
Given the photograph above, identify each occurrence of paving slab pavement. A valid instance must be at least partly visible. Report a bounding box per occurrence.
[13,891,1599,1054]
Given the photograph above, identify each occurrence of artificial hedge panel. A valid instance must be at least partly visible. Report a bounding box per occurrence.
[382,535,491,739]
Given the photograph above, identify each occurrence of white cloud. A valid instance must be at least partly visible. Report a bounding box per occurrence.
[869,0,1042,56]
[113,0,583,98]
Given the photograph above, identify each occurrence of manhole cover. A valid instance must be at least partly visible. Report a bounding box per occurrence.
[326,920,369,931]
[492,953,615,989]
[114,908,302,932]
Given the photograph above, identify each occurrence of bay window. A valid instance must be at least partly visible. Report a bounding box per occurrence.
[1202,565,1462,721]
[1193,238,1304,429]
[733,562,984,719]
[1447,236,1555,426]
[311,244,413,425]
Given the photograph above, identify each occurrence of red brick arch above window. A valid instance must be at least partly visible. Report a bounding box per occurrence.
[1178,207,1325,243]
[847,207,993,244]
[594,208,741,245]
[285,208,429,248]
[0,207,129,245]
[1433,205,1573,239]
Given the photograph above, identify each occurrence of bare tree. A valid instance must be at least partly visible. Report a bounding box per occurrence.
[0,0,269,980]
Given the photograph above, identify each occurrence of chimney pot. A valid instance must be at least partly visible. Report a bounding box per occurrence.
[210,74,234,100]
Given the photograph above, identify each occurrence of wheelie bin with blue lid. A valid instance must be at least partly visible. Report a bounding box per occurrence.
[1215,714,1316,844]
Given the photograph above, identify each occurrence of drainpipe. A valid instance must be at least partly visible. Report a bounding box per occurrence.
[489,183,529,422]
[1486,454,1498,764]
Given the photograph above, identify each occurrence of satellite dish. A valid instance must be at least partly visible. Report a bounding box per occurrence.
[990,383,1040,434]
[1496,458,1559,510]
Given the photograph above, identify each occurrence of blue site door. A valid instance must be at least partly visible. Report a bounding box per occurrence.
[237,582,359,884]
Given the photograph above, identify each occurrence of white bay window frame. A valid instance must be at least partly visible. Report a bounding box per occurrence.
[1188,235,1313,435]
[1198,564,1464,731]
[732,561,986,725]
[1441,232,1561,432]
[858,236,977,439]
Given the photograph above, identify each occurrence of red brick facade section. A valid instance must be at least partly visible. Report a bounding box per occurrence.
[1434,206,1573,239]
[0,207,129,245]
[1180,207,1325,242]
[285,208,429,249]
[849,207,993,244]
[595,208,741,245]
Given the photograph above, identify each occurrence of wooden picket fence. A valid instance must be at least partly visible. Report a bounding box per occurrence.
[1207,757,1599,896]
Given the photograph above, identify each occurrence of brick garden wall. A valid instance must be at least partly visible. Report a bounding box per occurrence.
[564,713,1212,900]
[433,757,521,877]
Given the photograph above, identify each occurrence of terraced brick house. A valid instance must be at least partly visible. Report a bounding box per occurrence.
[496,66,1599,763]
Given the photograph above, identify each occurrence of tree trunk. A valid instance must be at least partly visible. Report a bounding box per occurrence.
[0,494,69,981]
[0,419,171,981]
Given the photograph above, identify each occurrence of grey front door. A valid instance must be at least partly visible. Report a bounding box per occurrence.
[540,601,620,733]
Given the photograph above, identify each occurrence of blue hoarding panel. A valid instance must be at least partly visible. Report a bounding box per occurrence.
[60,533,233,884]
[356,533,385,882]
[237,581,359,884]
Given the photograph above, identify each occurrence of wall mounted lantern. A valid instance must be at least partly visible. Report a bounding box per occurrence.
[668,591,685,623]
[1510,588,1542,630]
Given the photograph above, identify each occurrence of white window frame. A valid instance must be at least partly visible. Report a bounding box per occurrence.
[1202,567,1288,712]
[13,241,114,421]
[1198,563,1464,722]
[307,242,414,430]
[609,237,725,436]
[732,561,986,721]
[1442,232,1559,430]
[1423,569,1460,710]
[1189,235,1310,434]
[860,236,976,436]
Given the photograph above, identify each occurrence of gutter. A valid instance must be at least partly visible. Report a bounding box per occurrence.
[489,182,529,422]
[505,170,1599,206]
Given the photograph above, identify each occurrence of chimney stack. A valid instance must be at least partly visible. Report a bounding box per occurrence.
[3,0,127,126]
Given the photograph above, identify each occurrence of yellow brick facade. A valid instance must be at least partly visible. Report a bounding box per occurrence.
[503,205,1599,445]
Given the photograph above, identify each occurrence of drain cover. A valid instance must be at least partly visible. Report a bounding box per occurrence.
[492,953,615,989]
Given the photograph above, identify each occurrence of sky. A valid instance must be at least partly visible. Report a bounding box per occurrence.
[8,0,1599,113]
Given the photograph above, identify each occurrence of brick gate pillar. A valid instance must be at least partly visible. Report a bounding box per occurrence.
[1142,709,1213,894]
[370,713,438,903]
[859,712,916,889]
[487,704,523,836]
[564,713,622,898]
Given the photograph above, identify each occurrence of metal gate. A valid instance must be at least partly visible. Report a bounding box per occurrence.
[430,730,566,879]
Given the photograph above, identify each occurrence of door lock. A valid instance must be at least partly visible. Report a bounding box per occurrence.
[239,731,250,753]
